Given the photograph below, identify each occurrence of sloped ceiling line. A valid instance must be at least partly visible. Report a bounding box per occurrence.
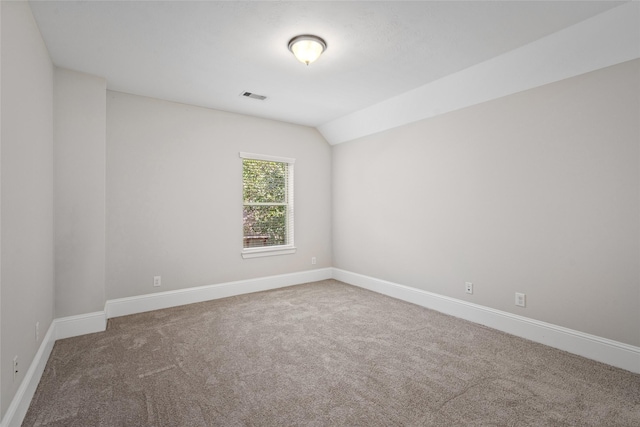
[319,2,640,145]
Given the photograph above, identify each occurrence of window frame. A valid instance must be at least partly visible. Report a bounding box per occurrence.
[240,152,296,259]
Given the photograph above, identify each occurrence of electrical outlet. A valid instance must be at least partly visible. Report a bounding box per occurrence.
[153,276,161,287]
[13,356,18,381]
[465,282,473,294]
[36,321,40,342]
[311,257,317,265]
[515,292,526,307]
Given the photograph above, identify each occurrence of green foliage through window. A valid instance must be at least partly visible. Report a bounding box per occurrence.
[243,159,290,248]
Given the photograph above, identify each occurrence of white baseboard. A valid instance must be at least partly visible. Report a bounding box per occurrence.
[106,268,333,318]
[52,269,333,340]
[332,268,640,374]
[1,322,56,427]
[55,311,107,340]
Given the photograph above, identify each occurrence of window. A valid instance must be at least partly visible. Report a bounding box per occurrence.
[240,152,295,258]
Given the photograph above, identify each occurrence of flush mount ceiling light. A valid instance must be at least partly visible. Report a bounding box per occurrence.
[288,35,327,66]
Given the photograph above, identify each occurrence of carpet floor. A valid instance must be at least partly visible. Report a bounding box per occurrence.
[23,279,640,426]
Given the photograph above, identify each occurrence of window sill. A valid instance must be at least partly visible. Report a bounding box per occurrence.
[241,246,297,259]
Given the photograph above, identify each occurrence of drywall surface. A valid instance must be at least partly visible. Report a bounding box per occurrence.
[1,1,54,418]
[319,1,640,145]
[54,68,107,318]
[106,92,331,300]
[332,59,640,347]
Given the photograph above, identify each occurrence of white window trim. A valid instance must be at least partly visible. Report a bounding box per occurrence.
[241,245,297,259]
[240,152,295,164]
[240,152,296,259]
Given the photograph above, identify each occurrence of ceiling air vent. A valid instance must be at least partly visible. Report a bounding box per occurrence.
[240,91,267,101]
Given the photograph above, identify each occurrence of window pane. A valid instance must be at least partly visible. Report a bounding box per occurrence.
[243,160,287,203]
[241,155,293,252]
[243,205,286,247]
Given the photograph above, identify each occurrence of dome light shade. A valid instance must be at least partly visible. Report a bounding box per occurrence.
[288,35,327,65]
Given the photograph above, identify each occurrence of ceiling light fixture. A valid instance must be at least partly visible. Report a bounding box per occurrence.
[288,35,327,66]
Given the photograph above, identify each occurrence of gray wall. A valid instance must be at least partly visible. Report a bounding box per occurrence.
[54,68,107,318]
[333,59,640,347]
[106,92,332,300]
[0,2,637,419]
[1,1,55,417]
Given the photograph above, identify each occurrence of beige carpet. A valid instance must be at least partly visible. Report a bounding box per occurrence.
[23,280,640,426]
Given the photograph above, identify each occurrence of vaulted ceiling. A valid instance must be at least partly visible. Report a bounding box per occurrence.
[29,1,635,144]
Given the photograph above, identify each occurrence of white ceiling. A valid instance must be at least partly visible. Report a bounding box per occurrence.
[29,1,625,130]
